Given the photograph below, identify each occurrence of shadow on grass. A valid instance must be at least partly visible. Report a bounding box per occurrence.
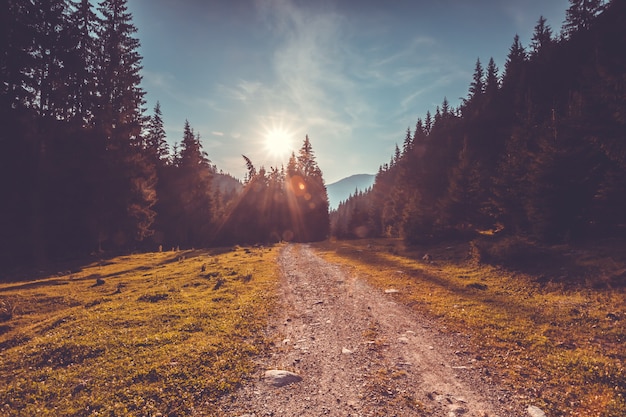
[0,246,246,291]
[318,241,554,329]
[472,235,626,289]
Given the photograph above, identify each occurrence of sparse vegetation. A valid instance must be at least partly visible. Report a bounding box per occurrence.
[0,298,14,322]
[0,245,280,416]
[314,238,626,417]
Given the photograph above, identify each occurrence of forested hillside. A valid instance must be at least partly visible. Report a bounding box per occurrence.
[332,0,626,246]
[0,0,330,270]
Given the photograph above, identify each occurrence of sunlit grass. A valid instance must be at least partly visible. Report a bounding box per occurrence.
[314,238,626,417]
[0,245,280,416]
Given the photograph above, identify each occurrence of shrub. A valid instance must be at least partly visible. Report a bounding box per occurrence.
[137,293,169,303]
[0,298,13,322]
[471,235,548,268]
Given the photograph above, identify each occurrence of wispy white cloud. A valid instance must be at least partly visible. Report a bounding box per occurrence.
[212,131,224,136]
[217,80,264,103]
[213,0,486,179]
[372,36,438,68]
[254,0,368,139]
[143,69,175,89]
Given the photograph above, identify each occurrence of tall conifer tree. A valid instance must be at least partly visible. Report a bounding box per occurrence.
[563,0,605,37]
[96,0,145,146]
[145,101,169,165]
[65,0,99,125]
[530,16,553,56]
[91,0,156,250]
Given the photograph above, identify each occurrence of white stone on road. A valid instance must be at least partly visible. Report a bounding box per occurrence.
[527,405,547,417]
[264,370,302,387]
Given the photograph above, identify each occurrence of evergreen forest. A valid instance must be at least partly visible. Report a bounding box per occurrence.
[332,0,626,248]
[0,0,329,270]
[2,0,625,271]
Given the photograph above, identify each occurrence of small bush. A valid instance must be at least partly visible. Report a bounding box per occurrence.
[35,343,105,368]
[471,235,548,267]
[0,298,13,321]
[213,278,225,290]
[137,293,169,303]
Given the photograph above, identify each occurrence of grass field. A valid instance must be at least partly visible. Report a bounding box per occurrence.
[2,238,625,416]
[0,245,280,416]
[313,238,626,417]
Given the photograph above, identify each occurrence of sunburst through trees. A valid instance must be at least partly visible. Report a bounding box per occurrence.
[218,135,330,244]
[0,0,330,269]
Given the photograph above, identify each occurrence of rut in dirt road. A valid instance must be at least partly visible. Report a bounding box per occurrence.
[218,244,523,417]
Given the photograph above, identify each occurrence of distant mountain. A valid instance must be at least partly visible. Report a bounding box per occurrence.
[212,172,243,194]
[326,174,375,209]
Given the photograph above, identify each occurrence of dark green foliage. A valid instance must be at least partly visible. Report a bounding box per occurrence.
[563,0,606,37]
[0,0,158,267]
[331,188,373,239]
[471,235,550,268]
[0,0,254,266]
[332,0,626,250]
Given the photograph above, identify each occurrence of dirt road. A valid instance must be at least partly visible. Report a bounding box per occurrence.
[218,244,524,416]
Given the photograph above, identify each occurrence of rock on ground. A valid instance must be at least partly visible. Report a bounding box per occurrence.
[264,369,303,387]
[527,405,547,417]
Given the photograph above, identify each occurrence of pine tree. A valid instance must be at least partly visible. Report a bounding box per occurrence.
[65,0,99,125]
[502,35,527,91]
[393,143,401,165]
[440,139,487,233]
[95,0,145,147]
[485,57,499,98]
[31,0,68,118]
[180,120,205,169]
[434,106,442,128]
[563,0,605,37]
[530,16,553,56]
[90,0,156,250]
[468,58,485,99]
[424,110,433,135]
[291,135,330,241]
[145,101,169,165]
[402,127,413,155]
[174,121,214,247]
[297,135,322,178]
[0,1,37,112]
[441,97,450,117]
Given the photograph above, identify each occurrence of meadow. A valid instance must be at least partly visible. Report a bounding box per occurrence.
[314,237,626,417]
[0,246,279,416]
[1,238,625,416]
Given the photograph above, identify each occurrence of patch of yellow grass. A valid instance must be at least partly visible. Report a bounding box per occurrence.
[0,245,281,416]
[314,239,626,417]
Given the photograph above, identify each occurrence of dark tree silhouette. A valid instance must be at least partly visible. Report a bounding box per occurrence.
[333,0,626,248]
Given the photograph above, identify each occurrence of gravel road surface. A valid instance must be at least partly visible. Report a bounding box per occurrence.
[218,244,524,416]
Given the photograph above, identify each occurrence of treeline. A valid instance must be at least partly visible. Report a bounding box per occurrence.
[0,0,330,269]
[219,136,330,245]
[332,0,626,244]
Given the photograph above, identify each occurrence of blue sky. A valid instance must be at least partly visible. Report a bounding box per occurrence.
[128,0,570,184]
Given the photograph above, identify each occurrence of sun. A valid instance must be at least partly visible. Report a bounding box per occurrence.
[264,127,294,158]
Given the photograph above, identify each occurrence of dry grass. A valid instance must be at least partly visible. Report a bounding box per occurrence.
[0,245,280,416]
[314,238,626,417]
